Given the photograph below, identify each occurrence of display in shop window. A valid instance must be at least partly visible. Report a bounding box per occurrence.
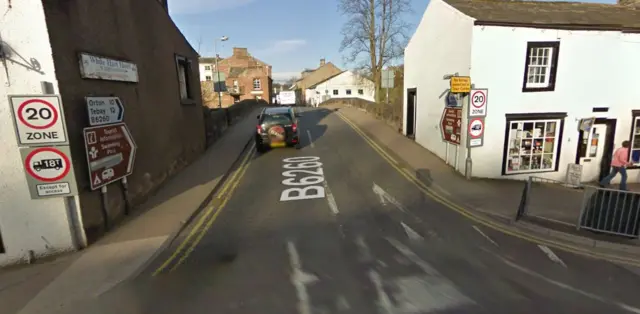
[631,117,640,164]
[506,119,559,174]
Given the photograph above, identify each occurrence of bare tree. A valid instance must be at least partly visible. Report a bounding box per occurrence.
[338,0,411,102]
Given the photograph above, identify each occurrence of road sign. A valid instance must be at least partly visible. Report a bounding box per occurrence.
[468,117,485,147]
[86,96,124,126]
[440,107,462,145]
[9,95,68,146]
[20,146,78,199]
[469,89,488,117]
[83,122,137,190]
[382,70,395,88]
[450,76,471,93]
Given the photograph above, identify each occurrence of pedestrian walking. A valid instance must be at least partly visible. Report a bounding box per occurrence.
[599,140,634,190]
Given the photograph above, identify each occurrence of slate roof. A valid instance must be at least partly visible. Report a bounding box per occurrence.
[444,0,640,31]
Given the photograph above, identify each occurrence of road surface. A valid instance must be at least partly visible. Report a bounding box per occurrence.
[91,107,640,314]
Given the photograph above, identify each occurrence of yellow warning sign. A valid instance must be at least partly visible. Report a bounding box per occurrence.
[450,76,471,93]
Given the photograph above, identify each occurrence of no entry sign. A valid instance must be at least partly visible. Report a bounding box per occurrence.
[19,146,78,199]
[9,95,69,146]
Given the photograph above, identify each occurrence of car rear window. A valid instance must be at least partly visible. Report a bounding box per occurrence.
[262,113,292,125]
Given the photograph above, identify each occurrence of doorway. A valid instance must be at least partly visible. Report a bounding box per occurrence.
[0,227,4,254]
[406,88,417,139]
[575,119,616,183]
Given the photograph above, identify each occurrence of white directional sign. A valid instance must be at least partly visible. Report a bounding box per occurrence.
[9,95,69,146]
[86,96,125,126]
[468,89,488,117]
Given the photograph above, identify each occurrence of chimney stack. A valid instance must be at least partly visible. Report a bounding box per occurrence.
[233,47,249,57]
[320,58,326,66]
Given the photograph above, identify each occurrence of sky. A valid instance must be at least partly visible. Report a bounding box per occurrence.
[168,0,616,82]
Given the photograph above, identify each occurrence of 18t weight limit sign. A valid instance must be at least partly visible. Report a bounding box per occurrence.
[10,95,69,146]
[468,89,488,117]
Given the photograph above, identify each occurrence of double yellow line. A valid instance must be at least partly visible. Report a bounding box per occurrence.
[335,111,640,267]
[152,143,256,275]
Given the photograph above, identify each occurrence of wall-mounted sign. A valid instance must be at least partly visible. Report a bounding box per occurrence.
[78,52,139,83]
[450,76,471,93]
[20,146,78,199]
[9,95,69,146]
[86,96,124,126]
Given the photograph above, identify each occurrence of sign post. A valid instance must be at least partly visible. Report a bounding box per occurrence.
[9,95,69,146]
[440,107,462,145]
[19,146,78,199]
[86,96,125,126]
[464,88,489,179]
[83,122,137,190]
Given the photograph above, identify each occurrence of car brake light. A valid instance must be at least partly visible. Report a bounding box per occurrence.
[257,125,263,133]
[292,123,297,132]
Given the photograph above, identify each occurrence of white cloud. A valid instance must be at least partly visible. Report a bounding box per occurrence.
[254,39,307,56]
[169,0,255,15]
[272,72,300,82]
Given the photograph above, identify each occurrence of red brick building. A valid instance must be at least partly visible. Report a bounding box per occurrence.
[207,47,273,107]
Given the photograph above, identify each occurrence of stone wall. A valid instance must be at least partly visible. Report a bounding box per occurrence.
[320,98,403,132]
[202,99,267,148]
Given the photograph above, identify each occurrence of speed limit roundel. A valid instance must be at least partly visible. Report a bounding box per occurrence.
[9,95,68,146]
[469,89,488,117]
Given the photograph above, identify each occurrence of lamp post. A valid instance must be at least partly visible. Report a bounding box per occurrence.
[214,36,229,108]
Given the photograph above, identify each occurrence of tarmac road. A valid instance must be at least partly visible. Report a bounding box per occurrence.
[86,107,640,314]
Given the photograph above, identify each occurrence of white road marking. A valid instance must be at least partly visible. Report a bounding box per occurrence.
[368,270,395,314]
[401,222,424,242]
[336,295,351,311]
[306,130,315,148]
[323,180,339,215]
[385,238,475,312]
[493,251,640,314]
[287,241,318,314]
[537,245,567,268]
[372,183,406,213]
[472,225,498,247]
[355,235,373,262]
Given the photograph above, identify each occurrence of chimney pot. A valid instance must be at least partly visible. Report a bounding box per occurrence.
[320,58,326,66]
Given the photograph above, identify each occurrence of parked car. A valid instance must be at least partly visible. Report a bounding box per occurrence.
[255,107,300,152]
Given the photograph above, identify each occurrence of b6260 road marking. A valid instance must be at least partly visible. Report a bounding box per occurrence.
[280,156,326,201]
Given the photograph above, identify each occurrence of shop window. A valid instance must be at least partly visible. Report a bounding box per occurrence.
[630,112,640,164]
[522,41,560,93]
[503,114,565,175]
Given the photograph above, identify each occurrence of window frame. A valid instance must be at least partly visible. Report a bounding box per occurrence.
[205,76,211,81]
[358,89,364,95]
[175,54,195,105]
[521,41,560,93]
[253,78,261,90]
[346,89,352,95]
[204,65,211,70]
[629,110,640,168]
[332,89,339,95]
[501,112,567,175]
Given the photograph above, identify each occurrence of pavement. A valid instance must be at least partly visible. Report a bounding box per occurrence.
[5,105,640,313]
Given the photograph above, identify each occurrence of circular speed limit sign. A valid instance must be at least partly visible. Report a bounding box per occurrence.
[469,89,488,117]
[17,99,59,129]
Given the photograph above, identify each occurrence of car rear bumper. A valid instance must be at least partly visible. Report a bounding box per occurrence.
[256,133,299,147]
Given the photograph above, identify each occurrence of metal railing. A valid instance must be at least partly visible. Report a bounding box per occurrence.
[578,185,640,238]
[516,176,583,223]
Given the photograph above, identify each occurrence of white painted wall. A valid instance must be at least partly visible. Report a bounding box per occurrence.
[309,71,375,106]
[403,0,474,172]
[199,62,214,81]
[0,1,78,266]
[468,26,640,182]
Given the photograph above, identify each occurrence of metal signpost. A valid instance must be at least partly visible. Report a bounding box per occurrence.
[9,95,69,146]
[19,146,78,199]
[464,88,489,179]
[440,107,462,145]
[83,122,137,190]
[86,96,125,126]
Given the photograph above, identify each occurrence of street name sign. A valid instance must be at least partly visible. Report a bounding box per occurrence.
[83,122,137,190]
[20,145,78,199]
[440,107,462,145]
[9,95,69,146]
[86,96,124,126]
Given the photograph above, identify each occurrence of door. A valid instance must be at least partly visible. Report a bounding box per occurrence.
[578,124,608,182]
[406,88,417,139]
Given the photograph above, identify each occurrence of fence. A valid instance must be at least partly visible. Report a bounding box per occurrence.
[517,176,640,238]
[578,185,640,238]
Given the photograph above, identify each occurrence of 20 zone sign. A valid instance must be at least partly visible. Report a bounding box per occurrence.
[280,156,326,201]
